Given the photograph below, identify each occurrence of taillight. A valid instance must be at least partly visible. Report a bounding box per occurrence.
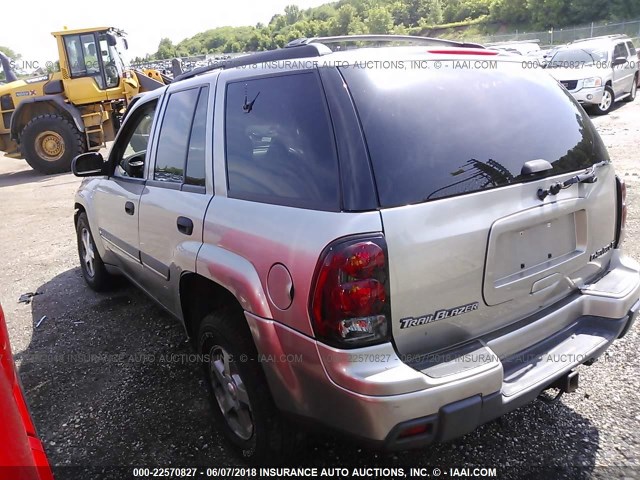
[615,176,627,247]
[310,235,390,348]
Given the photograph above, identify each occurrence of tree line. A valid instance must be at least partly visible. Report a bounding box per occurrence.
[1,0,638,71]
[142,0,640,60]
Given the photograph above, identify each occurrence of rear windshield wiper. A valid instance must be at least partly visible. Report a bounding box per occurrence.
[537,161,607,201]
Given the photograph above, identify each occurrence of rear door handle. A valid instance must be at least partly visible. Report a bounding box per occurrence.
[177,216,194,235]
[125,201,135,215]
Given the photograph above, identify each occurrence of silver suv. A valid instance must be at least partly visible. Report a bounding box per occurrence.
[546,35,638,115]
[72,36,640,460]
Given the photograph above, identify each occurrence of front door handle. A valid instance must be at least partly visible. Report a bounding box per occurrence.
[125,201,135,215]
[177,216,194,235]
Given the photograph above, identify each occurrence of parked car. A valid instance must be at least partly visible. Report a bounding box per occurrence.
[546,34,638,114]
[487,40,541,56]
[72,36,640,461]
[0,304,54,480]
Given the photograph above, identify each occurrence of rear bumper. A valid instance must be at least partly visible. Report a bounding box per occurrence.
[246,251,640,449]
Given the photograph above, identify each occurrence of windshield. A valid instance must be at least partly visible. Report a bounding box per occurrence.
[549,48,608,67]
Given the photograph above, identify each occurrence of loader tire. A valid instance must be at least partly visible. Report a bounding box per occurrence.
[21,114,85,174]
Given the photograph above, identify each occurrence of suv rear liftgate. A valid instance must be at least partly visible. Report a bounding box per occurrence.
[315,60,640,444]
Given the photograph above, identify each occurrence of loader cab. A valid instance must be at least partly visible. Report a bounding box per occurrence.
[54,27,128,104]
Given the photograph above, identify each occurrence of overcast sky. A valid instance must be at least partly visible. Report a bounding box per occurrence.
[1,0,329,64]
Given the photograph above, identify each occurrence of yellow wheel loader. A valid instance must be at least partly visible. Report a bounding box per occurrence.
[0,27,172,174]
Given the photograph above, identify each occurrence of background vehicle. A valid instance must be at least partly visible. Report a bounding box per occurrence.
[546,34,638,114]
[72,36,640,461]
[487,39,541,56]
[0,27,170,174]
[0,304,54,480]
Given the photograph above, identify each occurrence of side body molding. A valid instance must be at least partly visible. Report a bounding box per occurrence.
[196,244,272,319]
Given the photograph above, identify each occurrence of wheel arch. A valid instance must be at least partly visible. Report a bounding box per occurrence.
[73,199,108,259]
[179,272,247,345]
[73,202,86,227]
[11,96,84,141]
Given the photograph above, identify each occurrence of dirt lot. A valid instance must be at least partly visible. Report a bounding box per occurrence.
[1,100,639,479]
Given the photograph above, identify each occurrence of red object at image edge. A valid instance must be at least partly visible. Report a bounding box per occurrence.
[0,305,54,480]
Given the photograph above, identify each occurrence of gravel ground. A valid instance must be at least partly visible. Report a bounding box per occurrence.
[0,99,639,480]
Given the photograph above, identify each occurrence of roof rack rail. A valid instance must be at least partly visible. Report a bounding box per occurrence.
[569,34,628,44]
[173,34,484,82]
[287,34,485,50]
[173,43,331,82]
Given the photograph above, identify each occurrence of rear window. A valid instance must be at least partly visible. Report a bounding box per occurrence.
[341,64,608,208]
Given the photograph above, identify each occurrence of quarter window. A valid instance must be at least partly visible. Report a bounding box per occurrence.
[185,87,209,186]
[225,72,340,211]
[626,42,637,57]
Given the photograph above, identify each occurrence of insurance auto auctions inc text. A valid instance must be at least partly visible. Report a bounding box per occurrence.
[256,466,498,478]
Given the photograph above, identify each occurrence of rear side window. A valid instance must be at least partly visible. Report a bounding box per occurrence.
[626,41,636,57]
[225,72,340,211]
[341,64,608,208]
[613,43,628,59]
[154,88,200,183]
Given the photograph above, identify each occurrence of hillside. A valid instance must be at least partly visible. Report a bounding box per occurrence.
[145,0,640,59]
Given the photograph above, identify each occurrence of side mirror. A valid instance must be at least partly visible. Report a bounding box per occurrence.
[106,33,117,47]
[613,56,627,66]
[72,152,107,177]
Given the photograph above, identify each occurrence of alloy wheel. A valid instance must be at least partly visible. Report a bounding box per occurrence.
[208,345,254,440]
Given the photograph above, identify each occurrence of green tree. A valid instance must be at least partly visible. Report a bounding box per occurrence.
[489,0,529,23]
[526,0,570,28]
[284,4,303,25]
[0,46,20,59]
[615,0,640,18]
[274,34,288,48]
[428,0,444,24]
[334,4,359,35]
[390,1,411,25]
[156,38,175,59]
[148,0,640,59]
[270,14,288,31]
[309,4,337,21]
[367,6,394,33]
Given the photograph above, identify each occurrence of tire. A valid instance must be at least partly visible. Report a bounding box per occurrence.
[21,114,85,174]
[76,212,115,291]
[623,76,637,102]
[198,308,300,463]
[592,85,615,115]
